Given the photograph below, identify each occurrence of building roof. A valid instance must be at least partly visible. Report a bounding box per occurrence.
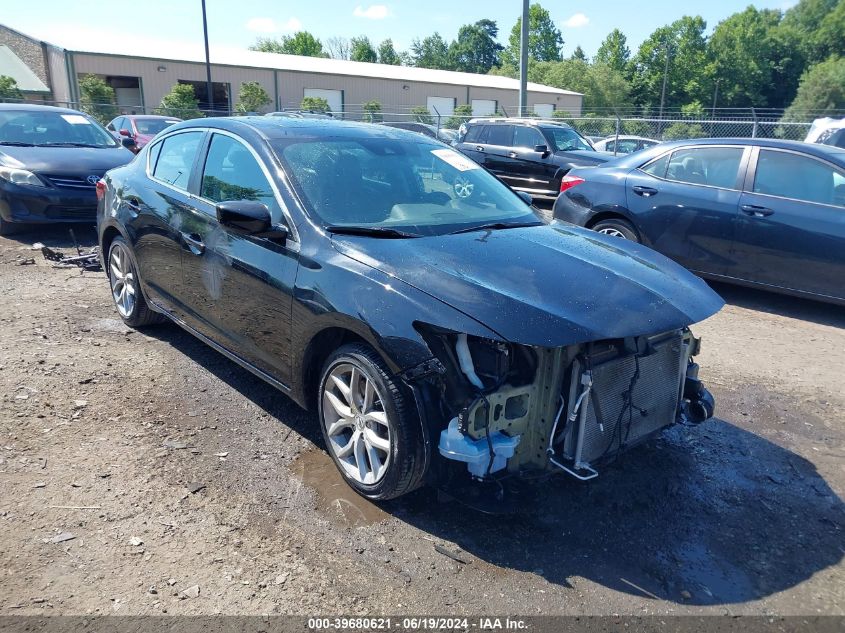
[51,36,579,97]
[0,44,49,92]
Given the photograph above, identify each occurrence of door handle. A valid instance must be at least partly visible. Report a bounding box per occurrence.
[741,204,774,217]
[181,232,205,255]
[632,186,658,197]
[508,152,518,158]
[475,146,484,152]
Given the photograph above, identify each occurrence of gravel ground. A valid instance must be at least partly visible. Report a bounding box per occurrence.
[0,225,842,616]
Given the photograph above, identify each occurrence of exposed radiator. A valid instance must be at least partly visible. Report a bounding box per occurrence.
[563,332,688,467]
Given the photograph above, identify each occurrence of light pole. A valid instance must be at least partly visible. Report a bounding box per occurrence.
[201,0,214,114]
[518,0,529,117]
[710,78,720,135]
[658,37,672,135]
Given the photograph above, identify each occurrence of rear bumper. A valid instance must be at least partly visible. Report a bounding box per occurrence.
[551,192,592,225]
[0,182,97,224]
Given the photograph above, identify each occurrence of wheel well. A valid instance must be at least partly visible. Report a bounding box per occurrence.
[301,327,369,410]
[100,226,122,264]
[585,212,639,238]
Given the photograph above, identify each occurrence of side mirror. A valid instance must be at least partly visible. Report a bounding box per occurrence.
[121,137,137,149]
[534,144,549,154]
[216,200,288,240]
[119,129,132,137]
[516,191,533,206]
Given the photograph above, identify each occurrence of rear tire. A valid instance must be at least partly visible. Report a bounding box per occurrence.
[107,237,165,328]
[592,218,639,242]
[318,343,425,500]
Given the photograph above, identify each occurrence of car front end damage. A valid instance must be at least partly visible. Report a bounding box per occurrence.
[403,325,714,487]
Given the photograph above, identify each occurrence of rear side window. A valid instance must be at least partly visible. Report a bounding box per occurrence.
[664,147,744,189]
[512,126,545,148]
[151,131,203,191]
[200,133,281,217]
[486,125,512,146]
[753,149,844,206]
[463,125,483,143]
[641,153,670,178]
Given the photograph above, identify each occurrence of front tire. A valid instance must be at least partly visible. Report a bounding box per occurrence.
[318,343,425,500]
[107,237,165,328]
[592,217,639,241]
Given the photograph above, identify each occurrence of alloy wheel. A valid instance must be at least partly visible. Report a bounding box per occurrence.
[322,363,391,485]
[597,227,627,239]
[109,244,137,318]
[453,176,475,199]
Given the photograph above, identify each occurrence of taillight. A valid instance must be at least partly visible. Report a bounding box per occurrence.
[96,179,106,202]
[560,174,585,193]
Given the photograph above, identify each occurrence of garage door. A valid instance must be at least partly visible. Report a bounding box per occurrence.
[304,88,343,114]
[471,99,497,116]
[533,103,555,118]
[426,96,456,117]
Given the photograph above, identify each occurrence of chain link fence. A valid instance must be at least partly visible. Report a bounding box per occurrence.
[5,98,834,145]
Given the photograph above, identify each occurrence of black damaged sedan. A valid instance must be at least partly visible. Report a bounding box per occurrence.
[97,117,723,500]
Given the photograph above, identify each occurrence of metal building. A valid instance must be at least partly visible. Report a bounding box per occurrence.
[0,23,583,118]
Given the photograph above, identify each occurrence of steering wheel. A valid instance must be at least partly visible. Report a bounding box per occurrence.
[453,174,475,199]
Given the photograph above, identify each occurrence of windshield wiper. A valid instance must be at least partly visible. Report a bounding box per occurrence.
[448,220,543,235]
[0,141,35,146]
[37,142,108,148]
[326,225,421,238]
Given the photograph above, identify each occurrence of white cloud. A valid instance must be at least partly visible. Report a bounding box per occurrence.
[245,16,301,33]
[353,5,390,20]
[245,17,277,33]
[563,13,590,28]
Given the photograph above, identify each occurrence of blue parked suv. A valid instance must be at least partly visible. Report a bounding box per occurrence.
[553,138,845,305]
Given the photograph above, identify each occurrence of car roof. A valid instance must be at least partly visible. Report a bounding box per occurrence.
[0,102,87,115]
[164,116,441,143]
[466,117,573,129]
[605,137,845,168]
[125,114,181,120]
[598,135,657,142]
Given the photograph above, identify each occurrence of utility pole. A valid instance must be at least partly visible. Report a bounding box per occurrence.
[710,78,720,135]
[518,0,529,117]
[658,37,671,135]
[201,0,214,114]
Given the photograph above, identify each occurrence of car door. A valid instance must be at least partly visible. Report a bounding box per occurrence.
[179,131,299,384]
[479,124,518,186]
[731,147,845,299]
[131,129,206,316]
[456,124,488,164]
[624,145,749,274]
[507,125,558,197]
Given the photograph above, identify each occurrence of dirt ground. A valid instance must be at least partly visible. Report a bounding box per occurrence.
[0,225,843,616]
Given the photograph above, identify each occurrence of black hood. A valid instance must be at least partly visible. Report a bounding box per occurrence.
[0,145,133,175]
[332,223,724,347]
[555,149,610,164]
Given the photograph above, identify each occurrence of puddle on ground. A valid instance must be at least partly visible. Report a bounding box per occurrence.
[292,449,390,528]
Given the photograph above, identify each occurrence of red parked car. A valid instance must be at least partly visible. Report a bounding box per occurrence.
[106,115,181,152]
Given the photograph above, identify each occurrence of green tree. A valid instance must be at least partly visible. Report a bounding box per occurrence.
[251,32,328,57]
[410,33,453,69]
[631,16,709,110]
[570,46,588,62]
[815,0,845,60]
[350,36,378,63]
[595,29,631,73]
[362,100,383,122]
[235,81,271,113]
[449,20,503,74]
[503,3,563,66]
[300,96,330,113]
[78,74,117,123]
[530,59,630,112]
[0,75,23,101]
[781,0,839,64]
[662,121,706,140]
[158,84,204,119]
[706,7,782,108]
[443,103,473,129]
[409,106,433,124]
[783,56,845,121]
[377,39,401,65]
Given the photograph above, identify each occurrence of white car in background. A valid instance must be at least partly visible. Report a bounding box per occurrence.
[805,117,845,149]
[593,135,661,155]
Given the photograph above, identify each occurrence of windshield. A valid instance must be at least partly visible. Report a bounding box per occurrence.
[543,127,594,152]
[134,118,180,135]
[273,137,538,236]
[0,110,118,147]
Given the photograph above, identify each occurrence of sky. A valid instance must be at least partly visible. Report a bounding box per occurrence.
[3,0,800,59]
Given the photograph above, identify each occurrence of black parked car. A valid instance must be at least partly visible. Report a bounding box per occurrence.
[0,104,135,235]
[455,118,610,201]
[97,117,722,500]
[553,138,845,305]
